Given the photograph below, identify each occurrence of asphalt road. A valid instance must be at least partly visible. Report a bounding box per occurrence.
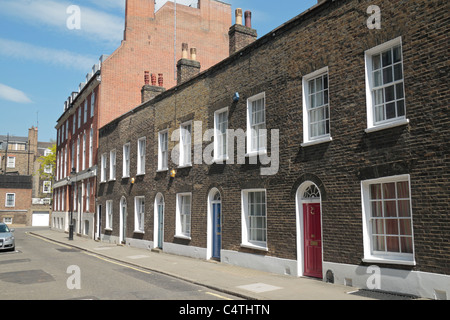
[0,227,241,300]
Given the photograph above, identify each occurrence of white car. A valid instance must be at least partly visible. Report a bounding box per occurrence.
[0,223,15,251]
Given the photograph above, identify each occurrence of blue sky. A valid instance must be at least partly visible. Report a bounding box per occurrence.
[0,0,317,143]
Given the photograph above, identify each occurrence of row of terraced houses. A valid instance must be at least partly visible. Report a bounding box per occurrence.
[52,0,449,300]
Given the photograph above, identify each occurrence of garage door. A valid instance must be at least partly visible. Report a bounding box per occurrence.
[32,212,49,227]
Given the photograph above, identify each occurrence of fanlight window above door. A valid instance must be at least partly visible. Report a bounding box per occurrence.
[303,184,320,199]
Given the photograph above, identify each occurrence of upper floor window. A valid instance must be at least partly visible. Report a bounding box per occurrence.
[137,137,146,175]
[5,193,15,207]
[43,181,52,194]
[84,100,87,124]
[365,37,408,132]
[90,92,95,118]
[302,67,332,146]
[123,143,130,178]
[179,123,192,167]
[214,108,228,162]
[247,93,266,155]
[110,150,116,181]
[158,131,168,171]
[78,107,81,129]
[7,156,15,168]
[100,153,107,182]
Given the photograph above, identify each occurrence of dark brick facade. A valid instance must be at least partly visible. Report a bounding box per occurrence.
[97,0,449,298]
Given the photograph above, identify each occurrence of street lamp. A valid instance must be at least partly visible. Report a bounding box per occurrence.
[69,167,76,240]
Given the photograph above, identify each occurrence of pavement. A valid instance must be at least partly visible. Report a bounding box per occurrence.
[29,228,382,300]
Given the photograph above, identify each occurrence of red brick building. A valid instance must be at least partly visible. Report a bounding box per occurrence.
[52,0,232,238]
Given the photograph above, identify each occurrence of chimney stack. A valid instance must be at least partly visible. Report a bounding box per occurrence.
[228,9,257,56]
[177,43,201,85]
[141,71,165,104]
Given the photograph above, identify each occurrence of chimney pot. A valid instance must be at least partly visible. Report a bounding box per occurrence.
[190,48,197,61]
[235,8,243,25]
[144,71,150,85]
[245,11,252,28]
[151,73,156,86]
[182,43,189,59]
[158,73,163,87]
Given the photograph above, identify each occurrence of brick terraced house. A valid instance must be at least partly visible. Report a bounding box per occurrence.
[52,0,232,238]
[96,0,449,299]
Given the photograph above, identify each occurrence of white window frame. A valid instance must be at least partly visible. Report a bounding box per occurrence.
[100,153,107,183]
[86,183,90,212]
[78,107,81,129]
[43,181,52,194]
[123,143,130,178]
[90,92,95,118]
[109,150,116,181]
[179,122,192,167]
[73,115,76,134]
[158,130,169,171]
[134,196,145,233]
[241,189,268,251]
[365,37,409,132]
[246,92,267,156]
[175,193,192,239]
[89,127,93,168]
[302,67,332,146]
[7,156,15,168]
[84,100,87,124]
[137,137,146,175]
[214,107,229,162]
[5,193,15,207]
[105,200,113,230]
[361,174,415,265]
[82,132,86,171]
[76,137,80,172]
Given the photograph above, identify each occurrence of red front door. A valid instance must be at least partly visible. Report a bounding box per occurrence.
[303,203,322,279]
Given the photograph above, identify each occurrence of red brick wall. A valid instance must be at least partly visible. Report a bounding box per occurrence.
[98,0,231,129]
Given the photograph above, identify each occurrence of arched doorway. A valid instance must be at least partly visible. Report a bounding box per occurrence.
[119,197,127,244]
[154,193,164,250]
[207,188,222,260]
[296,182,323,279]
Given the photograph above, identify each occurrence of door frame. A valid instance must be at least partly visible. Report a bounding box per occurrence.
[153,193,164,250]
[119,196,127,244]
[207,188,222,260]
[296,182,323,278]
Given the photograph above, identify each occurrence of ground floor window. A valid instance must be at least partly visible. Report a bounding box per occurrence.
[134,196,145,233]
[242,189,267,250]
[361,174,415,264]
[176,193,191,239]
[105,200,113,230]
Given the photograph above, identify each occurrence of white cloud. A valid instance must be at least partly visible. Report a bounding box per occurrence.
[0,0,124,44]
[0,38,97,71]
[0,83,33,104]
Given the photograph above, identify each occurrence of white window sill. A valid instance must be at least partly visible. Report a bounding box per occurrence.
[178,164,192,169]
[240,242,269,252]
[108,179,116,182]
[365,118,409,133]
[245,151,267,158]
[104,227,113,231]
[156,169,168,173]
[122,176,130,179]
[136,173,145,177]
[213,157,229,164]
[174,234,192,241]
[301,136,333,147]
[133,230,145,234]
[362,256,416,266]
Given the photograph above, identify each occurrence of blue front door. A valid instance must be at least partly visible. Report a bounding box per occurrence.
[212,203,221,259]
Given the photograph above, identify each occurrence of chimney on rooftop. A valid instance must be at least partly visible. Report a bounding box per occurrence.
[177,43,201,85]
[228,8,257,56]
[141,71,165,104]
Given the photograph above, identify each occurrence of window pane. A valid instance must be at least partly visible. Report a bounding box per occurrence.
[393,46,402,63]
[383,182,396,201]
[371,201,383,217]
[372,54,381,70]
[385,85,395,102]
[373,236,385,251]
[386,219,399,235]
[399,219,412,236]
[370,184,382,200]
[400,237,413,253]
[394,64,403,81]
[371,219,384,234]
[386,236,400,252]
[384,200,397,217]
[386,102,396,119]
[398,200,411,217]
[397,100,405,117]
[383,66,393,84]
[382,50,392,66]
[373,70,382,87]
[396,83,404,99]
